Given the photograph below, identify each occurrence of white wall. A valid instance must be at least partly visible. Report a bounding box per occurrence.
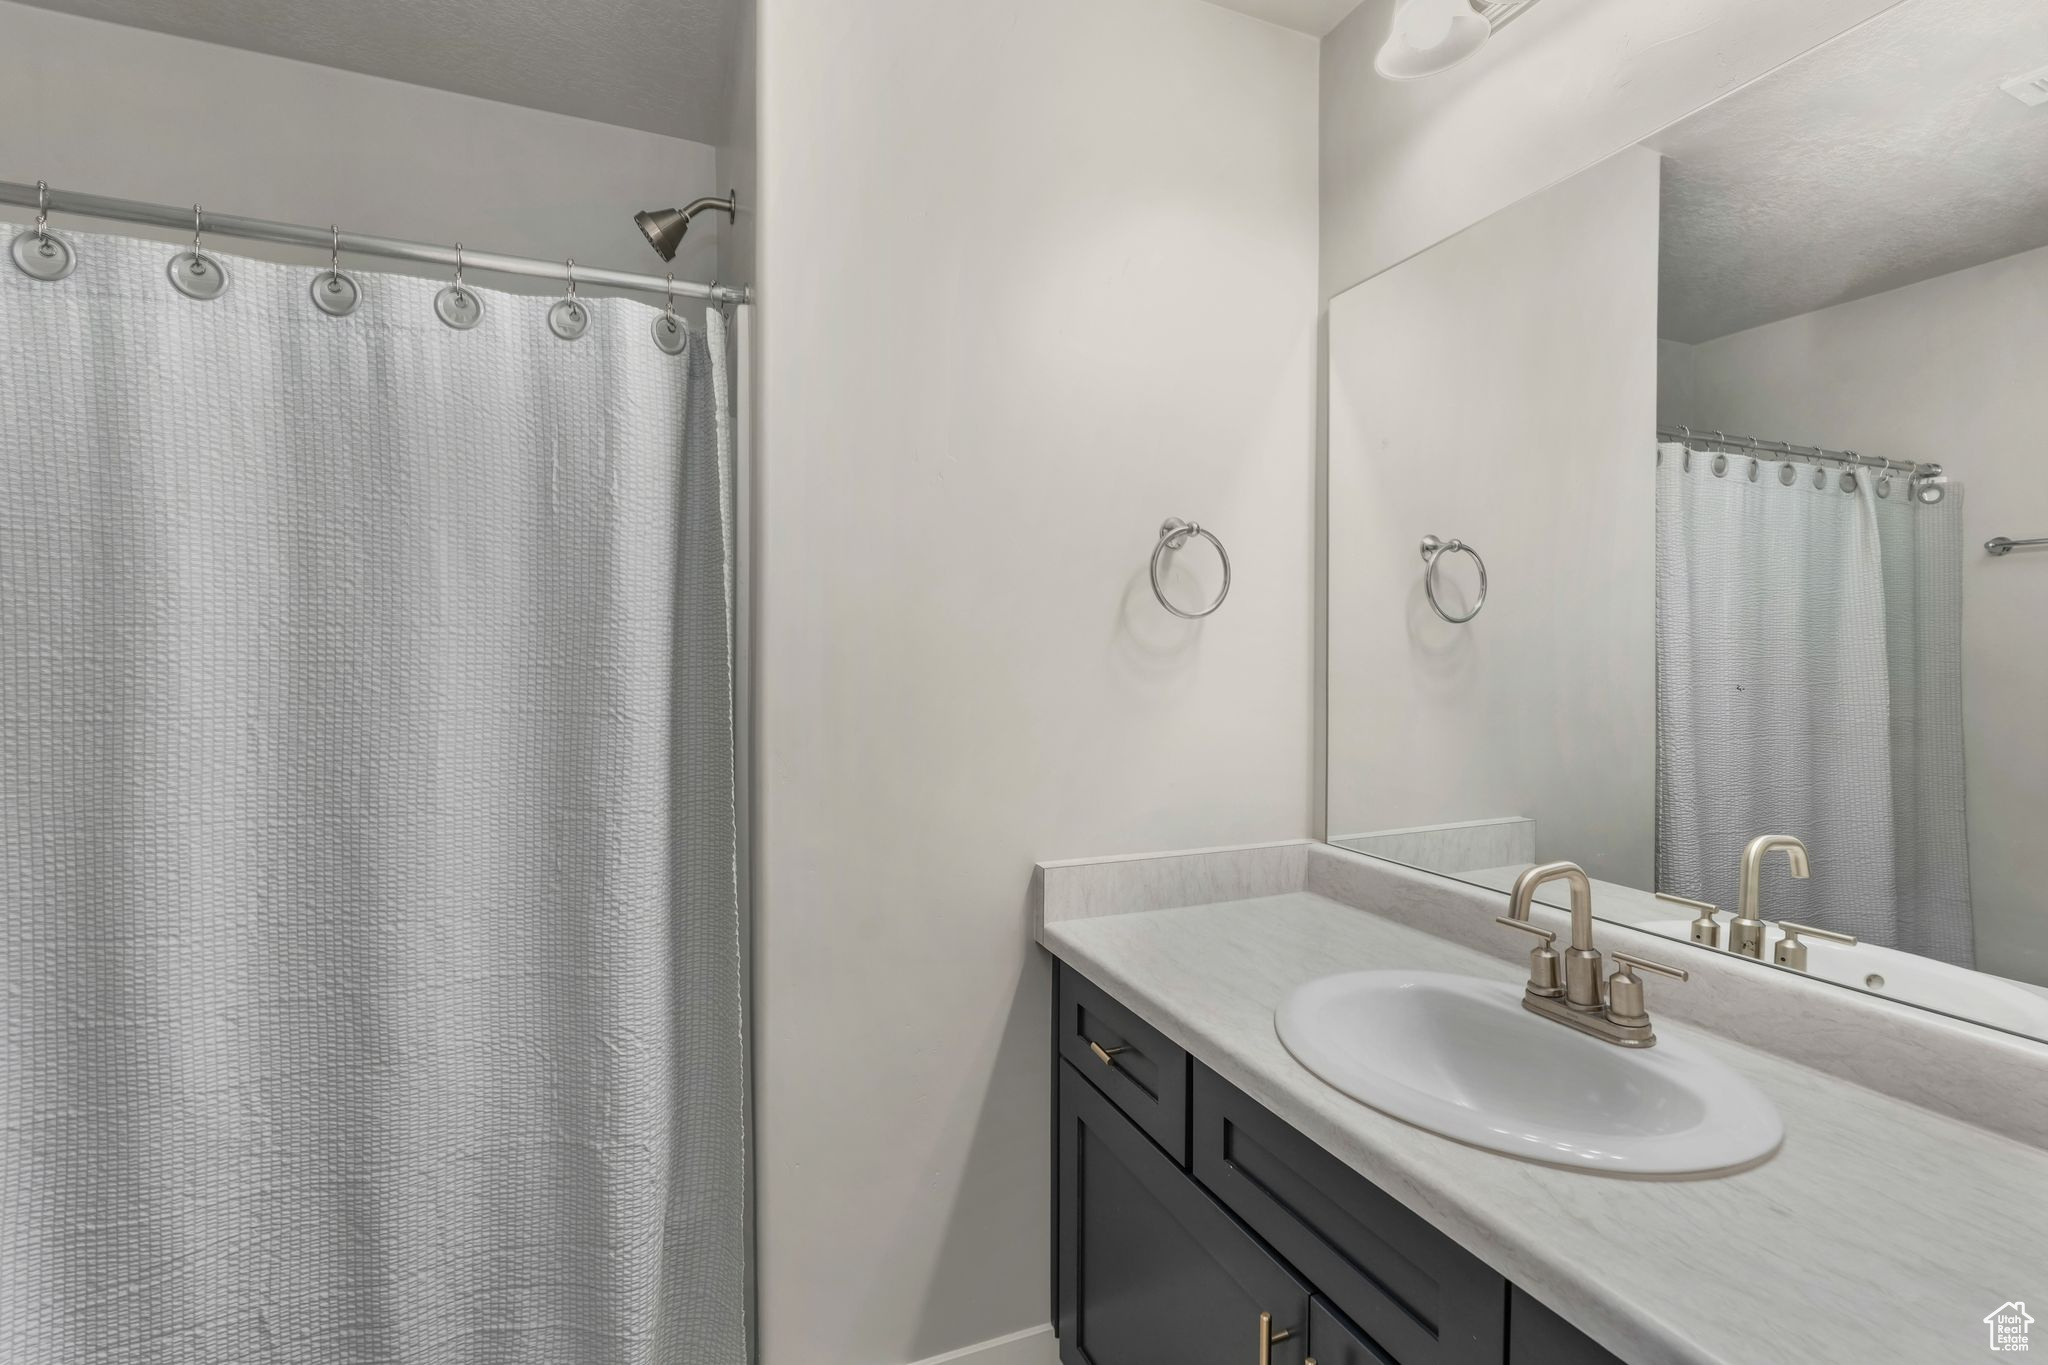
[1318,0,1905,301]
[752,0,1319,1360]
[0,0,723,290]
[715,0,758,294]
[1326,146,1660,888]
[1661,245,2048,985]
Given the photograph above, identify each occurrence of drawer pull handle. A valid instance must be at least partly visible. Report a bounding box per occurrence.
[1258,1311,1295,1365]
[1086,1040,1128,1066]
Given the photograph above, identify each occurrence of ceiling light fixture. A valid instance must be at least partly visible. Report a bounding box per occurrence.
[1375,0,1539,82]
[1375,0,1489,80]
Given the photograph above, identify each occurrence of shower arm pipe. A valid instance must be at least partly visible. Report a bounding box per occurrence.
[671,195,738,231]
[0,179,751,305]
[1656,424,1937,480]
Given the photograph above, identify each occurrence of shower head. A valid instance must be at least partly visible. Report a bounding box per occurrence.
[634,192,739,262]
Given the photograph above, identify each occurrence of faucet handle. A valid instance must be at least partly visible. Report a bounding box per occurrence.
[1494,916,1563,998]
[1773,921,1856,971]
[1656,892,1723,950]
[1612,951,1689,980]
[1605,951,1689,1030]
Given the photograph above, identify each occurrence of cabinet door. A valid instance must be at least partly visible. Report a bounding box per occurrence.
[1507,1288,1625,1365]
[1191,1065,1505,1365]
[1307,1298,1397,1365]
[1059,1061,1310,1365]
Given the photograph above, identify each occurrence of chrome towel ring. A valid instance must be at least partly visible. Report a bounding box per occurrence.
[1419,535,1486,624]
[1151,518,1231,619]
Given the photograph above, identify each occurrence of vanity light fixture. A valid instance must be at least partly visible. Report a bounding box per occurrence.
[1374,0,1541,81]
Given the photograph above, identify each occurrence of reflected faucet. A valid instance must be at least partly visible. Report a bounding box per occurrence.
[1732,835,1810,959]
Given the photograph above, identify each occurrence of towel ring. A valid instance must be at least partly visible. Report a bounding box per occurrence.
[1420,535,1487,624]
[1151,518,1231,619]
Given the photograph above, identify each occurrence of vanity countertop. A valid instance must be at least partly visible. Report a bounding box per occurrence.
[1040,889,2048,1365]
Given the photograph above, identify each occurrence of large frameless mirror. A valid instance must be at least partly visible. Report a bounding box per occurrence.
[1324,0,2048,1041]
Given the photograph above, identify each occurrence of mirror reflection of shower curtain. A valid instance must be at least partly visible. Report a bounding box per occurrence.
[1654,443,1972,965]
[0,225,744,1363]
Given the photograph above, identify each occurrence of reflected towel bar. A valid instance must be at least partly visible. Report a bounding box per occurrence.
[1986,536,2047,556]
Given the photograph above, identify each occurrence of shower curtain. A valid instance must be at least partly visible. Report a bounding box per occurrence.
[0,225,745,1362]
[1655,442,1972,965]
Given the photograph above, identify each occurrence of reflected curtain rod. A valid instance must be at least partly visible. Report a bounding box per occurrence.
[0,179,750,305]
[1657,424,1938,479]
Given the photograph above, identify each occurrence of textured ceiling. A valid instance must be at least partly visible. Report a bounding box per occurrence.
[1651,0,2048,343]
[1203,0,1366,36]
[8,0,741,145]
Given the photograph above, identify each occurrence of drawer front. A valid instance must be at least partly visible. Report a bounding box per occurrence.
[1058,962,1190,1164]
[1308,1297,1398,1365]
[1191,1064,1505,1365]
[1507,1288,1625,1365]
[1059,1061,1309,1365]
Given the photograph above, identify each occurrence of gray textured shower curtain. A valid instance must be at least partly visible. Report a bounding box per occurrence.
[1655,442,1972,965]
[0,225,745,1363]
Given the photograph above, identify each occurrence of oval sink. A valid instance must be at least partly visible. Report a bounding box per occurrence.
[1635,919,2048,1041]
[1276,970,1782,1176]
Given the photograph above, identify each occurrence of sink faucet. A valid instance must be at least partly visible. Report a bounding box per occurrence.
[1507,861,1602,1013]
[1732,835,1810,959]
[1498,860,1688,1048]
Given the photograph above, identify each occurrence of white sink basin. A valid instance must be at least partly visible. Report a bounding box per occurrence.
[1636,919,2048,1041]
[1276,970,1782,1176]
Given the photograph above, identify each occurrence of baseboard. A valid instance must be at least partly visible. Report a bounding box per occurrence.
[905,1323,1057,1365]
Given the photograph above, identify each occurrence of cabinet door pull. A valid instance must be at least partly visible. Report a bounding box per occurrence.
[1086,1040,1128,1066]
[1257,1310,1295,1365]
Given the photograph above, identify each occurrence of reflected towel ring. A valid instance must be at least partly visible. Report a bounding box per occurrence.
[1420,534,1487,624]
[1150,518,1231,619]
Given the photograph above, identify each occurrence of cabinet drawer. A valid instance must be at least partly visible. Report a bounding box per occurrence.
[1191,1063,1505,1365]
[1059,1061,1309,1365]
[1058,962,1190,1164]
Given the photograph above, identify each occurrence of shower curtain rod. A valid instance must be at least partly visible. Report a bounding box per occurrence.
[1,179,750,305]
[1657,424,1937,479]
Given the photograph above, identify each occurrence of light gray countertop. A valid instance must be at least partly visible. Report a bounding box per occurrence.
[1041,889,2048,1365]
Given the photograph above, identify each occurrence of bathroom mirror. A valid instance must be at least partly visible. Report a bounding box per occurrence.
[1325,0,2048,1042]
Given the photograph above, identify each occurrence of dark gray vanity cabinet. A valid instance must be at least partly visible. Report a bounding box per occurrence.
[1053,961,1626,1365]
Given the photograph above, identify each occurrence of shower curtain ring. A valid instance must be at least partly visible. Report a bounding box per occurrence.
[652,270,688,354]
[548,256,590,340]
[311,223,361,317]
[167,202,229,299]
[434,241,485,329]
[10,179,77,281]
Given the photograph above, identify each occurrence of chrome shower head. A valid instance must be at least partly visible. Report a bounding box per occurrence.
[634,192,739,262]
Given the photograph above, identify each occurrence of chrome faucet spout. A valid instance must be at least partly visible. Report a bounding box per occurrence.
[1732,835,1810,959]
